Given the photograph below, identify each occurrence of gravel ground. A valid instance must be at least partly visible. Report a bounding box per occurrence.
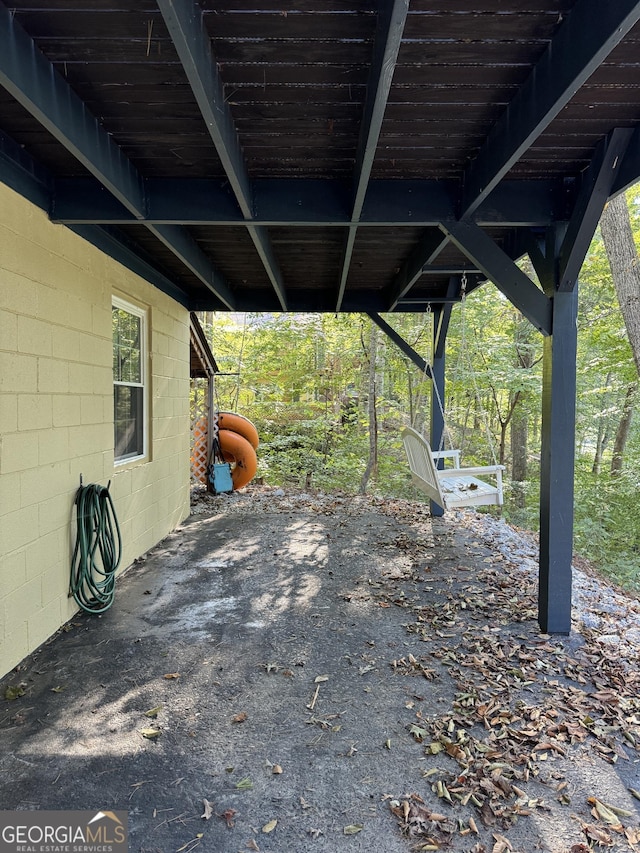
[0,485,638,853]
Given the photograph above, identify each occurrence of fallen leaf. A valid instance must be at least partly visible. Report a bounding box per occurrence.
[4,685,26,700]
[140,728,161,739]
[581,823,613,846]
[262,819,277,834]
[201,799,213,820]
[589,798,624,827]
[163,672,180,679]
[246,840,259,851]
[235,778,253,790]
[51,686,66,693]
[491,833,513,853]
[272,764,283,774]
[221,808,236,828]
[625,827,640,845]
[314,674,329,683]
[232,712,248,724]
[145,705,162,718]
[343,824,363,835]
[588,797,634,818]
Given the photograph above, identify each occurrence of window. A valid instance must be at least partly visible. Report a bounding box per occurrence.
[112,298,147,463]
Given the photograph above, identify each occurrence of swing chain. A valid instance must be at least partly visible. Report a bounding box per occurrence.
[460,271,468,302]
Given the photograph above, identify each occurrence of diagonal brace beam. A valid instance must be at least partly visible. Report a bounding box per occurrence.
[460,0,640,219]
[366,312,433,379]
[440,221,552,336]
[558,127,633,291]
[386,230,450,311]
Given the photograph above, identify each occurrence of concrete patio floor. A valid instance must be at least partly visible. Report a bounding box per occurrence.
[1,488,639,853]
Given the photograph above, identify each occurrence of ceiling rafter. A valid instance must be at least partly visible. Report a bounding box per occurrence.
[157,0,288,311]
[335,0,409,312]
[460,0,640,220]
[0,0,235,311]
[0,1,145,218]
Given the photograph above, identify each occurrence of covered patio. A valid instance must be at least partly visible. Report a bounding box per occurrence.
[3,1,640,634]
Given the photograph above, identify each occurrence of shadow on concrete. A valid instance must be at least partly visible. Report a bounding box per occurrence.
[0,490,638,853]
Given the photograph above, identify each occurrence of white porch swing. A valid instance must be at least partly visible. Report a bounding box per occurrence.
[401,284,505,512]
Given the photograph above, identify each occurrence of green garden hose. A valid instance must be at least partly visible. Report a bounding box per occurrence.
[70,482,122,613]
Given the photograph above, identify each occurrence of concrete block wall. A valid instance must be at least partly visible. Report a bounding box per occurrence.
[0,183,190,678]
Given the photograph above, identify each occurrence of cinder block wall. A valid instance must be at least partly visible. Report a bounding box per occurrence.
[0,183,190,678]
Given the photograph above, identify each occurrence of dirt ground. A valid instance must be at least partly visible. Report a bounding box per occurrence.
[1,486,639,853]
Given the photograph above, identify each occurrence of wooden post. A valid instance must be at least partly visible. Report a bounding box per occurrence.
[430,308,446,518]
[538,288,578,634]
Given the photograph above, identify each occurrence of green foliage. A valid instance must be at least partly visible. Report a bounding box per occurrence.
[199,201,640,592]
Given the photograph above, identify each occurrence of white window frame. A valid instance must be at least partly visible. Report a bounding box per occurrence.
[112,296,148,465]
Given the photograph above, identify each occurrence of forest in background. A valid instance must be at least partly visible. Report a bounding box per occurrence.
[198,192,640,594]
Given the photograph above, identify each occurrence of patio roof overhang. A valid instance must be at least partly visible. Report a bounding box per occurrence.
[2,0,640,634]
[2,0,640,317]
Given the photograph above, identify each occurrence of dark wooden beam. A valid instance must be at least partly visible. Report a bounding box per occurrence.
[156,0,249,215]
[157,0,288,311]
[0,0,145,218]
[539,289,579,634]
[433,278,458,359]
[430,314,446,517]
[352,0,409,222]
[51,177,559,228]
[558,128,633,291]
[148,225,235,310]
[460,0,640,219]
[366,312,433,379]
[0,128,51,212]
[335,0,409,311]
[440,221,552,336]
[386,230,451,311]
[70,226,191,309]
[611,126,640,195]
[0,0,235,310]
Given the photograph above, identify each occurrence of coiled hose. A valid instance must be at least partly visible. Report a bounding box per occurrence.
[70,482,122,613]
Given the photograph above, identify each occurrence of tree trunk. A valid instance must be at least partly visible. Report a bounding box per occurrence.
[592,371,612,474]
[610,382,637,475]
[511,404,528,508]
[359,323,378,494]
[510,310,536,506]
[600,193,640,376]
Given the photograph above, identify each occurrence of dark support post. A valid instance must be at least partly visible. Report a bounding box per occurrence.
[539,288,578,634]
[430,308,446,518]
